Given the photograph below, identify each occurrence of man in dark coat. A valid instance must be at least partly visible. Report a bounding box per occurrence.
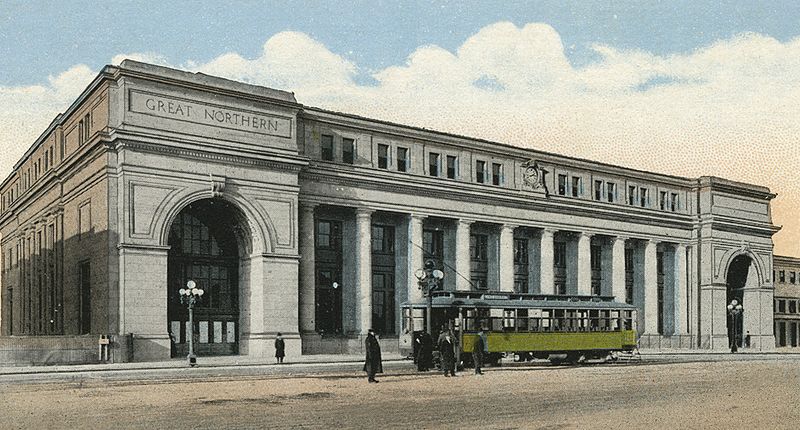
[473,329,486,375]
[364,329,383,383]
[416,331,434,371]
[274,332,285,364]
[438,332,457,377]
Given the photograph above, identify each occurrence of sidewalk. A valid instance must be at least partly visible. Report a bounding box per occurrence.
[0,353,408,376]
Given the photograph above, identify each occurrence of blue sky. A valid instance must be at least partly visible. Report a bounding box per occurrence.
[1,1,800,255]
[2,1,800,86]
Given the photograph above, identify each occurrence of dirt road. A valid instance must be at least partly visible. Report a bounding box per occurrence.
[2,359,798,429]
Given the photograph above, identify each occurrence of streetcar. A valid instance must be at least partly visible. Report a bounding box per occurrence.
[399,290,638,366]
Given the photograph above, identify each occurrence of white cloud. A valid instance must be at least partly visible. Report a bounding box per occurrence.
[1,23,799,255]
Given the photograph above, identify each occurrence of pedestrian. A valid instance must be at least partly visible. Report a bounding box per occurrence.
[364,328,383,383]
[439,332,457,377]
[745,331,751,348]
[473,329,486,375]
[416,331,433,371]
[274,332,285,364]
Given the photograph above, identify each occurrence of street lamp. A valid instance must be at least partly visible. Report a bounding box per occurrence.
[414,259,445,335]
[179,280,204,367]
[727,299,743,353]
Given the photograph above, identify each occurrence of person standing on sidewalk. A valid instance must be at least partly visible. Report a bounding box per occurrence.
[364,329,383,383]
[473,329,486,375]
[439,332,457,377]
[274,333,285,364]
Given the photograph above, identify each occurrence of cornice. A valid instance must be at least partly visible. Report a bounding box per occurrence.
[300,168,695,231]
[116,138,308,173]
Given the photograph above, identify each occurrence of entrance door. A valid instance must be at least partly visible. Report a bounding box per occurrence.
[167,199,241,357]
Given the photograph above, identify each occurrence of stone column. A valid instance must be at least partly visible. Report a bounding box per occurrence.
[499,225,515,292]
[407,214,426,303]
[298,204,317,333]
[355,208,373,334]
[673,244,688,335]
[611,237,627,302]
[539,229,555,295]
[455,219,473,291]
[643,239,659,335]
[577,233,592,296]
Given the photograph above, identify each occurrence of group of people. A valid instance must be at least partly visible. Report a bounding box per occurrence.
[274,328,488,383]
[364,326,488,383]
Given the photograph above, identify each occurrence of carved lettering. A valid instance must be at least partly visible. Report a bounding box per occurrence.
[131,91,292,138]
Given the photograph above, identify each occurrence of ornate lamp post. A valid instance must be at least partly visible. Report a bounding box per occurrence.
[414,259,445,335]
[179,280,204,367]
[727,299,743,353]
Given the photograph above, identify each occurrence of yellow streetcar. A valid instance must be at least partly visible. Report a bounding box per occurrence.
[400,290,638,366]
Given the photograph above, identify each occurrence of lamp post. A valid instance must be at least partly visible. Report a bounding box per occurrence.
[727,299,743,353]
[414,259,444,335]
[179,280,204,366]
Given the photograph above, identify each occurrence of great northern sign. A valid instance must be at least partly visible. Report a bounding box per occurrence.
[130,90,292,138]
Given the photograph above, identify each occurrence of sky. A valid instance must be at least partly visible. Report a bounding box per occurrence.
[0,1,799,255]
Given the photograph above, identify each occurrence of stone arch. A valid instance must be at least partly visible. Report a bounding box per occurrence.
[718,247,767,288]
[157,189,272,255]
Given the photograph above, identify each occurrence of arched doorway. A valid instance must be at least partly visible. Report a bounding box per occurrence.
[167,198,246,357]
[726,255,752,350]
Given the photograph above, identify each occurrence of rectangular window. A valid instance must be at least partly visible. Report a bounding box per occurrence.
[571,176,581,197]
[790,301,797,314]
[342,138,354,164]
[492,163,502,186]
[470,234,488,261]
[429,152,440,177]
[397,147,408,172]
[670,193,679,211]
[316,221,332,249]
[476,160,487,183]
[590,245,602,271]
[791,272,797,284]
[513,238,528,264]
[447,155,457,179]
[640,187,649,207]
[83,113,91,141]
[422,229,444,261]
[377,144,389,169]
[558,174,568,196]
[554,242,567,268]
[594,180,603,201]
[628,185,637,206]
[778,299,786,313]
[321,134,334,161]
[371,225,395,253]
[79,260,91,334]
[659,191,667,210]
[607,182,616,202]
[780,270,786,283]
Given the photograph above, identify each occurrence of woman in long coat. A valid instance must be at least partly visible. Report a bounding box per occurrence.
[416,331,434,371]
[438,333,456,377]
[274,332,285,364]
[364,329,383,383]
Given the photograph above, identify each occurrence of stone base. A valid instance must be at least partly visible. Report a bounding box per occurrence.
[240,332,301,359]
[639,334,697,349]
[301,333,399,355]
[131,334,171,362]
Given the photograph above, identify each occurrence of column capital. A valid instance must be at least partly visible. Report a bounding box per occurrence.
[647,238,661,246]
[579,232,594,240]
[612,235,629,244]
[457,218,475,227]
[408,213,428,222]
[355,207,374,218]
[501,224,518,233]
[540,227,556,237]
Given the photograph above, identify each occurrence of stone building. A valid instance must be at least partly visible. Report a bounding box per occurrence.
[0,61,782,364]
[773,255,800,348]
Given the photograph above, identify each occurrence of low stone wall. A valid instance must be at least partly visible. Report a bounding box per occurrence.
[0,335,133,366]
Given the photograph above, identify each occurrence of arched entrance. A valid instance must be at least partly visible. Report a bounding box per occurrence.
[167,198,246,357]
[726,255,753,350]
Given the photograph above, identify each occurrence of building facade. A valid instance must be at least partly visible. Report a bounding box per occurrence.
[773,255,800,348]
[0,61,782,363]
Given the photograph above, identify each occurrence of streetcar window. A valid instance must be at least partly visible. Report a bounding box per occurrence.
[503,310,516,331]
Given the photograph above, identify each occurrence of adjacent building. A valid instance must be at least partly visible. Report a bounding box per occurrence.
[773,255,800,348]
[0,61,783,364]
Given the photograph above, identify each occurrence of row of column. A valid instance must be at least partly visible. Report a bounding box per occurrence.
[298,205,689,336]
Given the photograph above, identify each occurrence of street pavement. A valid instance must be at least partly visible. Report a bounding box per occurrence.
[1,352,799,429]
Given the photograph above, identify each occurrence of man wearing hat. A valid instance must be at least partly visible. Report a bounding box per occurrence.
[363,329,383,383]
